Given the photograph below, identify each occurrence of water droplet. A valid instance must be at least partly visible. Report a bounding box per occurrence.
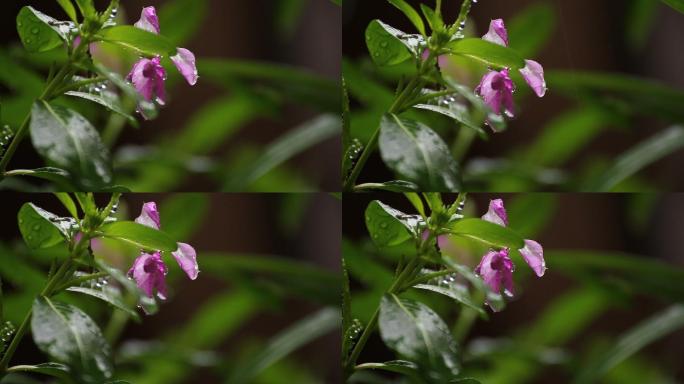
[379,222,388,229]
[30,27,39,35]
[25,38,32,44]
[32,224,41,231]
[380,41,388,48]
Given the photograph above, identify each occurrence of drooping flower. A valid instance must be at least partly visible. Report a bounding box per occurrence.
[475,248,515,297]
[475,68,515,118]
[480,199,547,278]
[128,202,199,299]
[128,252,168,299]
[476,19,546,118]
[127,6,198,118]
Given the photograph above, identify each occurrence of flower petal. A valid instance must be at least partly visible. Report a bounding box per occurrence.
[128,252,168,299]
[134,6,160,34]
[171,48,198,86]
[172,242,199,280]
[135,201,161,230]
[482,198,508,227]
[476,249,514,295]
[519,59,546,97]
[482,19,509,47]
[519,239,546,277]
[476,69,515,118]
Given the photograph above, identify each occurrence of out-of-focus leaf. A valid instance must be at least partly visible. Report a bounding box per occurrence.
[448,218,525,249]
[5,363,74,383]
[547,71,684,121]
[228,307,339,384]
[98,26,176,56]
[523,107,616,167]
[17,203,73,249]
[447,38,525,69]
[388,0,425,35]
[56,0,78,22]
[16,6,72,53]
[29,101,112,189]
[365,20,423,66]
[342,258,352,333]
[355,180,420,192]
[31,297,112,381]
[505,194,557,238]
[223,114,340,191]
[661,0,684,13]
[413,103,485,136]
[4,168,76,190]
[159,194,209,240]
[0,51,43,96]
[420,4,443,34]
[355,360,421,380]
[379,114,461,191]
[507,2,555,57]
[379,294,460,380]
[626,0,658,50]
[275,0,307,37]
[54,192,78,219]
[342,59,394,109]
[584,126,684,191]
[365,200,423,247]
[73,0,95,19]
[343,239,395,289]
[413,283,485,315]
[575,305,684,384]
[199,59,339,112]
[158,0,208,45]
[98,221,177,252]
[66,286,139,320]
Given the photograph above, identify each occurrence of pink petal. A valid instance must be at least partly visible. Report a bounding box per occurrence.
[171,48,198,86]
[482,19,509,47]
[482,199,508,227]
[135,201,161,230]
[475,249,514,296]
[128,252,168,299]
[519,239,546,277]
[519,59,547,97]
[172,242,199,280]
[134,6,160,34]
[475,69,515,118]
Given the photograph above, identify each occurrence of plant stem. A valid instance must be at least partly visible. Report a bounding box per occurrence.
[343,234,434,381]
[343,56,433,191]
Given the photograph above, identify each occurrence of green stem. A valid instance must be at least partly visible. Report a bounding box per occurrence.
[343,56,433,191]
[343,234,435,381]
[450,0,473,35]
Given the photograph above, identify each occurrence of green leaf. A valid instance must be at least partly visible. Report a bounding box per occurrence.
[74,0,96,19]
[29,101,112,189]
[228,307,339,384]
[5,363,74,382]
[16,6,71,53]
[97,26,176,56]
[661,0,684,13]
[159,194,209,240]
[585,126,684,191]
[56,0,78,22]
[447,38,525,69]
[223,114,340,191]
[99,221,177,252]
[365,200,423,247]
[355,180,420,192]
[31,297,112,380]
[64,91,136,125]
[3,168,76,190]
[575,305,684,384]
[342,258,352,334]
[379,113,461,191]
[66,286,140,320]
[507,2,555,57]
[388,0,425,35]
[18,203,73,249]
[447,218,525,249]
[355,360,421,379]
[379,294,460,379]
[158,0,208,45]
[413,103,485,136]
[54,192,79,219]
[365,20,423,66]
[420,4,444,33]
[413,283,485,315]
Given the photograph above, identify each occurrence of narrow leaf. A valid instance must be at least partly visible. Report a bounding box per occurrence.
[447,38,525,69]
[6,363,74,382]
[67,286,140,320]
[98,26,176,56]
[414,283,485,315]
[54,192,79,219]
[99,221,177,252]
[661,0,684,13]
[56,0,78,22]
[65,91,136,125]
[388,0,426,35]
[447,218,525,249]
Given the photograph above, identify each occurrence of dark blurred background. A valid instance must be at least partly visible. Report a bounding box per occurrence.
[343,193,684,383]
[0,192,341,383]
[0,0,341,191]
[343,0,684,190]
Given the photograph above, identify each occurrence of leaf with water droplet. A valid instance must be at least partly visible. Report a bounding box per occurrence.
[67,286,140,320]
[17,203,74,249]
[365,200,424,247]
[365,19,424,66]
[16,6,73,53]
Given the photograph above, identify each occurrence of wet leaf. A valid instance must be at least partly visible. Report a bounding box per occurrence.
[365,200,423,247]
[366,19,423,66]
[98,26,176,56]
[16,6,72,53]
[447,218,525,249]
[17,203,73,249]
[67,286,140,320]
[447,38,525,69]
[99,221,177,252]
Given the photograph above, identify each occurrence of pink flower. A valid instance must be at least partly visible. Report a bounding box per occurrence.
[475,68,515,118]
[476,19,546,117]
[475,248,515,298]
[129,202,199,299]
[128,252,168,299]
[127,6,198,117]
